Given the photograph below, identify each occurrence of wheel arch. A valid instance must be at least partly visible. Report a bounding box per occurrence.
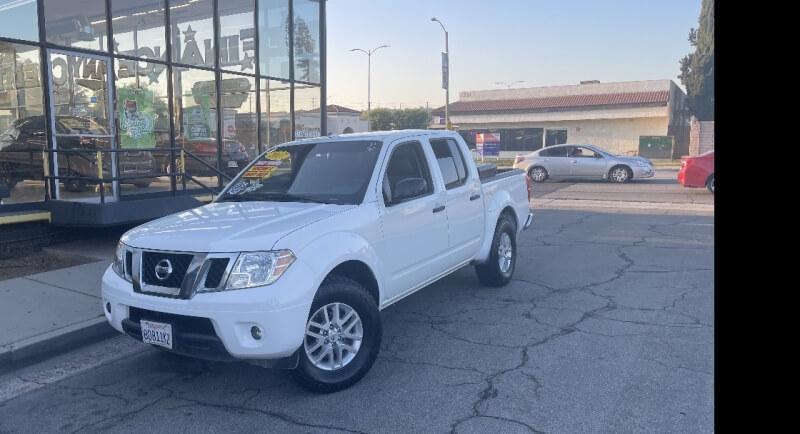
[324,260,380,306]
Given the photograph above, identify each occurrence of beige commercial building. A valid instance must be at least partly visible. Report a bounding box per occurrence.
[433,79,689,158]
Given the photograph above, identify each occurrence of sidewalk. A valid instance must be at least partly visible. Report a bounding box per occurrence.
[0,238,117,369]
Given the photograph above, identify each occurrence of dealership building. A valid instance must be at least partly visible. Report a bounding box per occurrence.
[0,0,327,231]
[433,79,689,158]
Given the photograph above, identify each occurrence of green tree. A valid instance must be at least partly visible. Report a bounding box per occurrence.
[679,0,714,120]
[365,108,431,131]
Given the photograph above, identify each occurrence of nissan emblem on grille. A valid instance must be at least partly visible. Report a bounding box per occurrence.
[154,259,173,281]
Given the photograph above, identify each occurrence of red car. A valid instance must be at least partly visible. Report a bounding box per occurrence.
[678,150,714,193]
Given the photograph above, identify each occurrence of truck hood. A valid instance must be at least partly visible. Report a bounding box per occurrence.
[121,201,356,253]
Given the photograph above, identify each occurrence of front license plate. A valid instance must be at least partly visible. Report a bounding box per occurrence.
[140,320,173,349]
[227,161,239,168]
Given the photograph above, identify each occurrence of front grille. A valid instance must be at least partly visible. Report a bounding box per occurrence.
[142,251,194,288]
[125,251,133,278]
[128,307,216,336]
[204,258,230,288]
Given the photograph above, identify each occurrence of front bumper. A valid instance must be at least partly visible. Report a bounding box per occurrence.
[523,212,533,230]
[101,258,316,361]
[632,165,655,179]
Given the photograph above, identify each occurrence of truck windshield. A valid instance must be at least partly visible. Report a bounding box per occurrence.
[218,140,383,205]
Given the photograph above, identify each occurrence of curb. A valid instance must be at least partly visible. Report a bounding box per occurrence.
[0,317,116,373]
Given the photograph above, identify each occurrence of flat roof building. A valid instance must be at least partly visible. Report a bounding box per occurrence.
[433,79,689,158]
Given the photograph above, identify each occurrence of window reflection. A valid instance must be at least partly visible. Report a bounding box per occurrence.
[43,0,108,51]
[0,0,39,42]
[294,83,320,139]
[293,0,320,83]
[220,74,257,160]
[0,42,45,203]
[169,0,215,68]
[111,0,167,61]
[218,0,256,74]
[258,0,290,80]
[260,78,291,147]
[115,59,168,195]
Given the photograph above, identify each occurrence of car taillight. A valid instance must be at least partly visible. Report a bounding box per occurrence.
[526,174,533,202]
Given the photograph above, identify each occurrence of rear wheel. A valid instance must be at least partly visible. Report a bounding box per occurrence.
[529,166,548,183]
[63,175,88,192]
[292,275,381,393]
[475,214,517,287]
[706,175,714,193]
[1,164,20,189]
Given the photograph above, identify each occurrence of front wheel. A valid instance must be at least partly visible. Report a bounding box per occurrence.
[292,275,381,393]
[706,175,714,193]
[609,165,631,183]
[475,214,517,287]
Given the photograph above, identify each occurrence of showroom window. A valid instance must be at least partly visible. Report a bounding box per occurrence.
[218,0,256,74]
[260,78,291,148]
[0,0,39,42]
[257,0,290,80]
[172,66,219,182]
[169,0,215,68]
[221,73,258,158]
[293,82,320,139]
[115,59,170,187]
[43,0,108,51]
[292,0,319,83]
[111,0,167,61]
[0,42,45,203]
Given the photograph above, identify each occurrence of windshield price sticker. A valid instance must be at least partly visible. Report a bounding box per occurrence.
[266,150,290,161]
[244,165,277,179]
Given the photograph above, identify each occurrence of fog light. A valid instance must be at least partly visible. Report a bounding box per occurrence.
[105,302,111,313]
[251,326,262,340]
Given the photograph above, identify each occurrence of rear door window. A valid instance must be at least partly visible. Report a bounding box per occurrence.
[430,137,468,189]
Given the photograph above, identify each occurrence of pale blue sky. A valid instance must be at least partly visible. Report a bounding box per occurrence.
[327,0,701,110]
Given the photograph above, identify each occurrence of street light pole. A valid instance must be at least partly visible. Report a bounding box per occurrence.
[350,45,389,132]
[431,17,449,129]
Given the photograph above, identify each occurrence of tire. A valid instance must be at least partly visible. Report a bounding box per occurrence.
[64,177,88,192]
[529,166,548,183]
[608,165,632,183]
[475,214,517,287]
[706,175,714,193]
[1,165,20,190]
[292,275,382,393]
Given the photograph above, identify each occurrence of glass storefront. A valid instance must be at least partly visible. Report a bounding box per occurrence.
[459,128,546,153]
[0,0,326,208]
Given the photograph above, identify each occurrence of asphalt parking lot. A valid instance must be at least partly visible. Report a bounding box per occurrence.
[0,171,714,433]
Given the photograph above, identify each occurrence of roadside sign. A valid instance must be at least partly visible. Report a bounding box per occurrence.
[476,133,501,157]
[441,52,449,90]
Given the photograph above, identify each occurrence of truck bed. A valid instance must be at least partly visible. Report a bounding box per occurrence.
[477,163,525,184]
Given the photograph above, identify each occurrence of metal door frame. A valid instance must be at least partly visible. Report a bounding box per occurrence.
[46,48,118,201]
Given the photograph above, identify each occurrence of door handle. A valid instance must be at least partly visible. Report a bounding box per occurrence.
[469,194,481,201]
[432,205,446,213]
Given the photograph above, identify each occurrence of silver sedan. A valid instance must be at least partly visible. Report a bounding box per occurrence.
[513,144,654,183]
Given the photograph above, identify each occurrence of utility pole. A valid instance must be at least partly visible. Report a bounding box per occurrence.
[431,17,449,129]
[349,44,389,132]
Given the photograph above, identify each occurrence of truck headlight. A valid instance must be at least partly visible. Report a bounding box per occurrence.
[225,250,296,289]
[112,242,126,279]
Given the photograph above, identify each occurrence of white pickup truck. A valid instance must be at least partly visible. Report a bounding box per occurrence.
[102,130,533,392]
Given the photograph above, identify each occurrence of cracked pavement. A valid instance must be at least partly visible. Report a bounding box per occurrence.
[0,204,714,433]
